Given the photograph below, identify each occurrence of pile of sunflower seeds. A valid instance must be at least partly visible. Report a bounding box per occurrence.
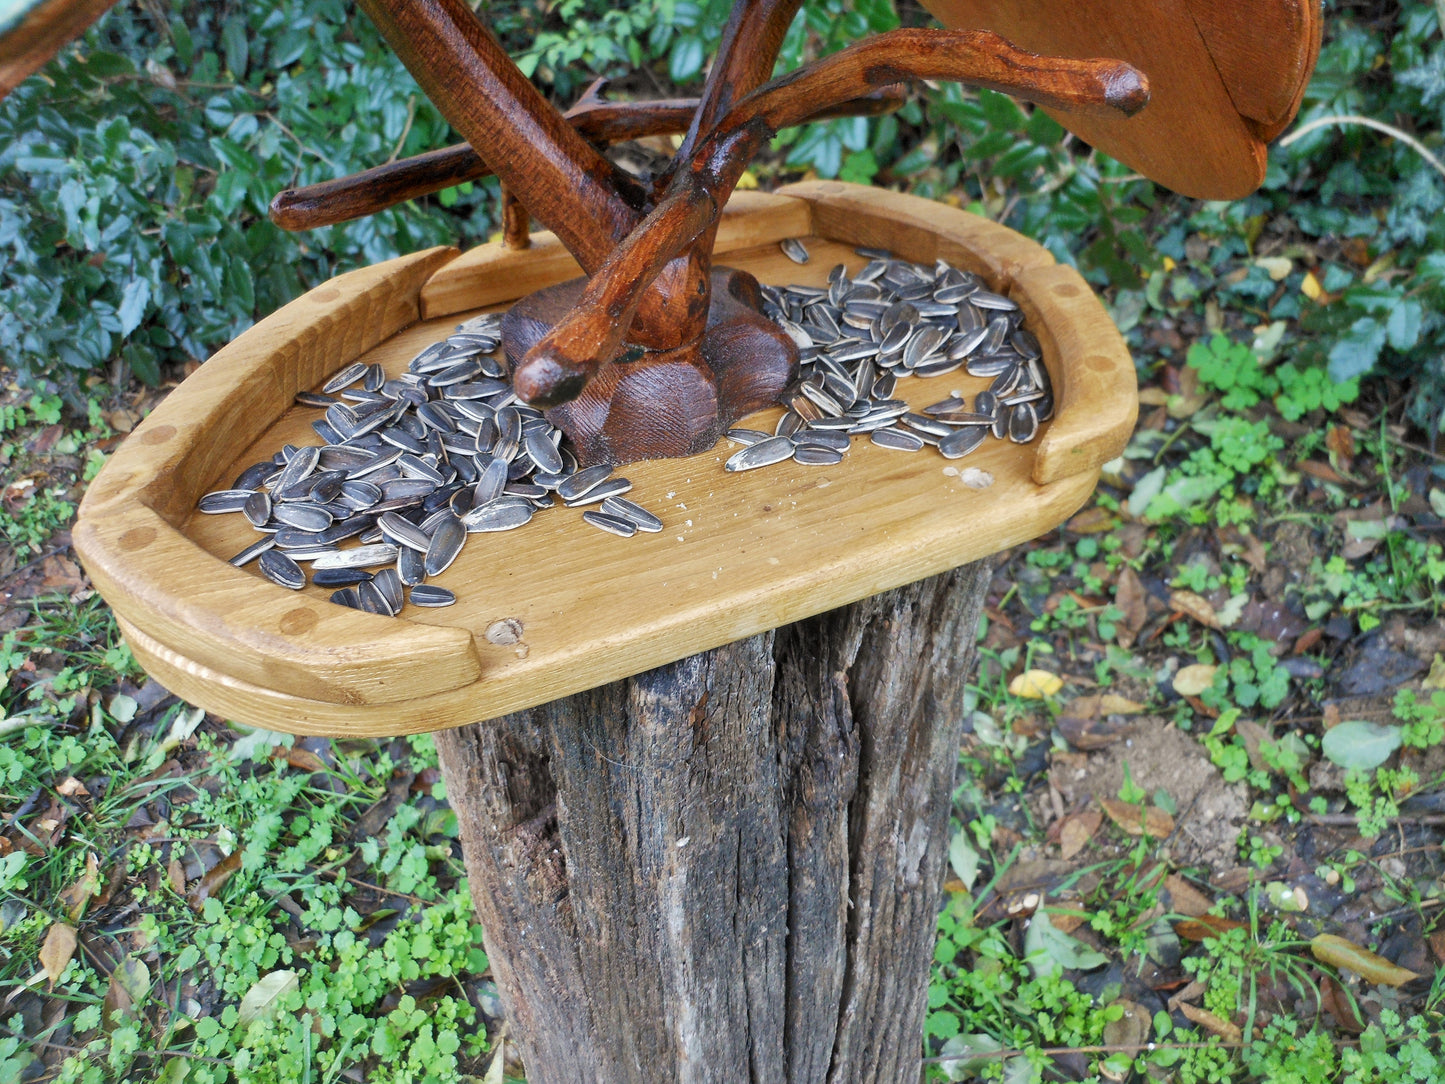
[198,311,663,614]
[198,245,1049,615]
[723,242,1052,472]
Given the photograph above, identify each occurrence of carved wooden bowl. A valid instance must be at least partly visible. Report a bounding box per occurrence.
[74,182,1136,737]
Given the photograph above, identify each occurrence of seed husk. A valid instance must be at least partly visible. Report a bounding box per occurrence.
[599,496,663,532]
[562,477,633,506]
[311,543,400,570]
[780,237,810,264]
[425,518,466,575]
[582,510,638,537]
[725,435,795,472]
[462,498,534,532]
[258,549,306,590]
[409,584,456,608]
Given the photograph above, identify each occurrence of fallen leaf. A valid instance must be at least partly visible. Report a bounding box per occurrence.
[55,776,89,797]
[1326,425,1356,475]
[1255,256,1293,281]
[40,922,77,986]
[1311,934,1419,987]
[1424,654,1445,692]
[1137,387,1170,407]
[1172,664,1217,698]
[1300,270,1325,302]
[1164,874,1215,918]
[167,859,186,895]
[59,852,102,922]
[188,849,243,910]
[1009,670,1063,699]
[1024,910,1108,980]
[102,957,151,1030]
[949,829,981,892]
[1234,719,1271,773]
[1058,713,1134,751]
[1059,810,1102,860]
[1320,974,1367,1033]
[1177,1002,1243,1043]
[1297,459,1349,485]
[1114,567,1148,648]
[1067,506,1118,534]
[1322,720,1403,771]
[1101,1000,1151,1080]
[1098,694,1146,715]
[1432,929,1445,964]
[237,969,299,1026]
[1170,590,1219,628]
[1099,797,1174,839]
[282,747,327,774]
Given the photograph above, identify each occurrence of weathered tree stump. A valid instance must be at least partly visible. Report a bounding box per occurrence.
[435,562,990,1083]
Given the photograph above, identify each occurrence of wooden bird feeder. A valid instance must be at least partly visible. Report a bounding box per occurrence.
[10,0,1319,1078]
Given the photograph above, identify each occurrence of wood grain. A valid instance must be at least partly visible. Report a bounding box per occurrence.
[917,0,1290,199]
[1186,0,1321,139]
[434,561,991,1082]
[75,185,1135,737]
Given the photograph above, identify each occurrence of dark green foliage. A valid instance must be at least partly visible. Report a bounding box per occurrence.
[0,1,497,396]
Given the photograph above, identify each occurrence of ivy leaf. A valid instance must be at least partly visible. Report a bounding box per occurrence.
[117,278,150,337]
[1385,299,1423,351]
[1327,317,1387,382]
[1321,720,1402,770]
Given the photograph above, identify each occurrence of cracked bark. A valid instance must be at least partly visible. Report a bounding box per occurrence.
[434,561,991,1083]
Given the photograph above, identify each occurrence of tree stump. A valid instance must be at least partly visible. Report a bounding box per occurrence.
[434,561,990,1083]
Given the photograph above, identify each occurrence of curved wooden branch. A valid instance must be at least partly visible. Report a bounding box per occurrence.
[268,86,907,232]
[512,29,1148,408]
[356,0,645,272]
[672,0,805,168]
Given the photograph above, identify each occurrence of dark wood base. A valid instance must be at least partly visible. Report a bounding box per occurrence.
[434,562,991,1083]
[502,267,797,466]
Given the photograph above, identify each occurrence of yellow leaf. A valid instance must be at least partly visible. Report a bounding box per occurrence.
[1301,270,1325,301]
[735,170,759,191]
[1162,256,1177,272]
[1423,653,1445,691]
[40,922,77,986]
[59,852,102,923]
[1098,694,1146,715]
[1173,664,1218,697]
[1169,590,1219,628]
[1255,256,1293,281]
[1310,934,1419,987]
[1009,669,1063,699]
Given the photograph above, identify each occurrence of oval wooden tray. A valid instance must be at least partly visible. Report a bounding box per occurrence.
[74,182,1136,736]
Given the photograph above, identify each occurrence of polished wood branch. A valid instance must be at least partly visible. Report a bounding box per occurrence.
[344,0,1149,463]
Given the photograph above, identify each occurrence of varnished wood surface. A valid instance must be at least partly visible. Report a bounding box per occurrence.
[74,185,1135,736]
[0,0,117,98]
[917,0,1321,199]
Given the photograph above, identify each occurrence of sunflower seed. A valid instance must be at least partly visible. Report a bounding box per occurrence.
[313,567,372,587]
[525,428,564,475]
[582,509,638,537]
[562,477,633,506]
[330,587,362,610]
[725,435,795,472]
[794,443,844,465]
[258,549,306,590]
[409,585,456,608]
[556,464,613,502]
[871,427,925,452]
[372,567,404,613]
[600,496,663,532]
[311,544,399,570]
[198,489,254,514]
[378,511,432,552]
[356,580,392,615]
[229,536,275,567]
[939,426,988,459]
[322,362,367,393]
[726,428,771,446]
[780,237,810,264]
[462,498,534,532]
[425,517,466,575]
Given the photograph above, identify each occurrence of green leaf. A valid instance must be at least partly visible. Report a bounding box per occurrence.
[1024,911,1108,980]
[1322,720,1403,770]
[937,1033,1004,1081]
[1327,317,1388,382]
[948,828,980,891]
[1385,299,1423,351]
[117,278,150,337]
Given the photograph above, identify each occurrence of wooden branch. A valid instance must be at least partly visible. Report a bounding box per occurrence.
[512,29,1147,408]
[0,0,120,99]
[267,87,906,232]
[672,0,805,167]
[355,0,645,272]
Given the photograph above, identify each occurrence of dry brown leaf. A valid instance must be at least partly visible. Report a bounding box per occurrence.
[1044,907,1084,934]
[1067,506,1119,534]
[40,922,77,986]
[1297,459,1348,485]
[1234,719,1271,774]
[1059,810,1103,860]
[1424,653,1445,691]
[1169,590,1220,628]
[1101,1000,1151,1080]
[1174,915,1248,941]
[1058,713,1134,751]
[1173,664,1218,697]
[283,747,327,774]
[188,849,243,910]
[1320,974,1367,1034]
[55,776,89,797]
[1177,1002,1243,1043]
[1429,928,1445,964]
[59,852,102,923]
[1311,934,1420,987]
[1164,874,1216,918]
[1114,566,1148,648]
[167,859,186,895]
[1099,797,1174,839]
[1137,387,1170,407]
[1326,424,1356,474]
